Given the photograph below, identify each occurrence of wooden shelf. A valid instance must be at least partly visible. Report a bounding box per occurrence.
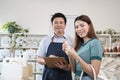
[104,52,120,55]
[33,71,43,75]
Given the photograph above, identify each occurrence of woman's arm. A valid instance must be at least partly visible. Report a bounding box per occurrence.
[62,41,101,78]
[68,56,76,73]
[68,48,101,78]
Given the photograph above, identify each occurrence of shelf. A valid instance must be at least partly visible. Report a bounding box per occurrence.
[112,34,120,36]
[0,47,38,49]
[96,34,111,44]
[0,33,46,80]
[28,59,37,62]
[0,58,37,62]
[104,52,120,55]
[33,71,43,75]
[97,34,111,36]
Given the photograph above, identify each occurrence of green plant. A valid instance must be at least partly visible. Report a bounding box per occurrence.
[1,21,29,54]
[2,21,29,34]
[105,28,117,35]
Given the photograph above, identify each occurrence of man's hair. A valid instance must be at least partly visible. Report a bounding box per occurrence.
[51,12,67,24]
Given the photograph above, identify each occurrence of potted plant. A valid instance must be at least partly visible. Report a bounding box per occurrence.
[1,21,29,56]
[2,21,29,34]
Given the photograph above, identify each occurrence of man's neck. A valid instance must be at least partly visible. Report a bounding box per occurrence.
[54,32,64,37]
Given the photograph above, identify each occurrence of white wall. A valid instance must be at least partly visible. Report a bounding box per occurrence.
[0,0,120,35]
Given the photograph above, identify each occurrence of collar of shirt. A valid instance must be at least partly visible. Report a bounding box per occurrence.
[50,33,68,43]
[50,33,68,39]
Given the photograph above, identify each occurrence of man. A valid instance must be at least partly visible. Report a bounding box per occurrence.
[37,12,73,80]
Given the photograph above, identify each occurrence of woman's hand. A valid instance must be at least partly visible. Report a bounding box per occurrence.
[62,41,71,55]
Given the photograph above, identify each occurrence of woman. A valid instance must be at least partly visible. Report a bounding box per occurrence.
[62,15,104,80]
[37,12,73,80]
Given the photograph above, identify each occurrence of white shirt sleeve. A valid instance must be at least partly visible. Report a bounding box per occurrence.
[37,36,51,58]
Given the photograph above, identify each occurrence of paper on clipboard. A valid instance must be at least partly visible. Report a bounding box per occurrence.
[44,57,68,68]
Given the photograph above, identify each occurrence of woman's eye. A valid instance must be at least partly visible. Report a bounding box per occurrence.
[75,26,78,29]
[80,24,84,27]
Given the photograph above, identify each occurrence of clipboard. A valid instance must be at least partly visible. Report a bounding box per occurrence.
[44,57,68,68]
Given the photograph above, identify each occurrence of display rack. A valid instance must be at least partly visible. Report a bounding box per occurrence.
[97,34,120,56]
[0,33,47,80]
[97,34,120,80]
[112,34,120,42]
[96,34,111,44]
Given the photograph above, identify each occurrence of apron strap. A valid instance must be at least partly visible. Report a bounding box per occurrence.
[51,35,66,42]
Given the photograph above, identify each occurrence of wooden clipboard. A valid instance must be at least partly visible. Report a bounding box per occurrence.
[44,57,68,68]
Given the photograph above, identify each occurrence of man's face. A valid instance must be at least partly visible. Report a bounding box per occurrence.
[52,17,66,34]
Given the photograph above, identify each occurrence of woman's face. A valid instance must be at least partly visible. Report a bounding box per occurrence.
[52,17,66,35]
[74,20,89,38]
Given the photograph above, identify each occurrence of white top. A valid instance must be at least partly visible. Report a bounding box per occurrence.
[37,33,74,58]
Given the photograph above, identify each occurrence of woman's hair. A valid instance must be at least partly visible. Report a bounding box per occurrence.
[74,15,98,51]
[51,12,67,24]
